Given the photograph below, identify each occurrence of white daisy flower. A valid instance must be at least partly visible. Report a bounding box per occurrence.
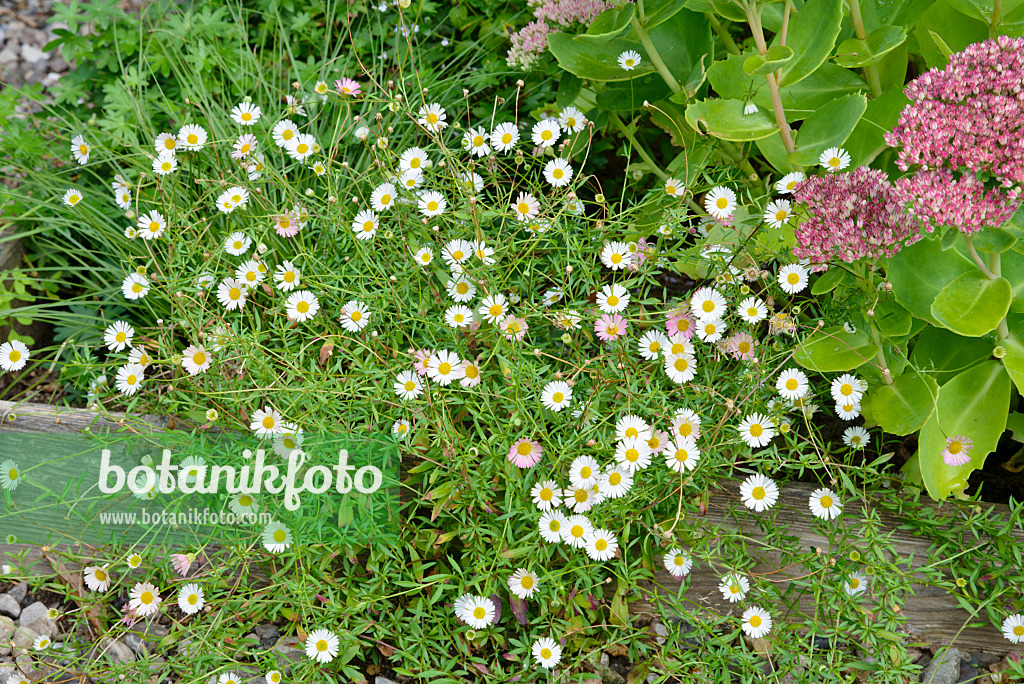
[274,261,301,292]
[741,606,772,638]
[413,247,434,266]
[531,480,560,510]
[739,473,779,512]
[664,177,683,197]
[394,370,423,400]
[262,521,293,553]
[417,103,448,132]
[181,345,211,376]
[115,188,132,211]
[272,119,298,147]
[250,406,283,437]
[690,286,727,321]
[777,263,808,294]
[1001,613,1024,643]
[618,49,641,70]
[371,182,397,212]
[137,210,166,240]
[491,122,520,153]
[672,408,701,440]
[718,573,749,602]
[737,296,768,323]
[462,127,491,157]
[532,637,562,669]
[507,568,539,598]
[615,436,652,473]
[568,455,600,489]
[835,400,861,421]
[584,528,619,561]
[177,583,205,615]
[444,304,474,328]
[128,581,162,616]
[600,241,632,270]
[115,363,145,396]
[743,102,759,115]
[154,133,176,153]
[830,374,865,404]
[638,330,669,360]
[418,190,447,217]
[842,425,870,449]
[695,318,726,343]
[447,275,477,302]
[543,158,573,187]
[737,412,775,448]
[305,629,340,663]
[820,146,851,172]
[844,572,868,596]
[601,466,633,499]
[478,294,509,324]
[531,119,561,148]
[71,134,91,164]
[616,414,651,442]
[596,283,630,314]
[286,290,320,322]
[809,487,842,520]
[541,380,573,412]
[763,199,792,228]
[665,436,700,473]
[33,635,51,651]
[0,460,21,490]
[559,106,586,133]
[398,146,429,172]
[664,353,697,384]
[562,514,593,548]
[428,350,465,386]
[225,231,252,256]
[663,548,693,578]
[776,368,809,400]
[538,510,568,543]
[230,101,261,126]
[704,186,737,219]
[104,321,135,352]
[265,672,283,684]
[776,171,806,194]
[84,565,112,592]
[352,209,379,240]
[458,595,496,628]
[177,124,208,149]
[122,273,150,300]
[216,278,247,311]
[339,300,371,332]
[235,259,265,288]
[511,192,539,221]
[152,151,178,176]
[61,188,83,207]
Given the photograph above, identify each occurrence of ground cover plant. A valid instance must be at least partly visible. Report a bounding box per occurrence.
[0,0,1023,682]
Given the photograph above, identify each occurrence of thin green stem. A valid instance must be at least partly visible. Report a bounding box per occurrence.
[848,0,883,97]
[990,0,1002,35]
[965,236,997,279]
[744,0,798,159]
[868,323,893,385]
[706,13,741,55]
[612,113,668,180]
[630,16,681,95]
[989,251,1010,339]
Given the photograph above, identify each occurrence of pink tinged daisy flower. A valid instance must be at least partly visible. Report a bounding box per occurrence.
[665,309,696,339]
[501,315,528,341]
[413,348,434,376]
[726,331,757,361]
[171,553,195,577]
[942,435,973,466]
[594,314,627,342]
[335,78,361,95]
[508,439,542,468]
[128,581,162,617]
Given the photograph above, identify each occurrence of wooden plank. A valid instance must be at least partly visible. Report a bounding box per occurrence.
[2,400,1020,655]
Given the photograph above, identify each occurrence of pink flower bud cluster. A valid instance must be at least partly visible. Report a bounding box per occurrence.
[885,36,1024,234]
[792,167,920,266]
[507,0,616,69]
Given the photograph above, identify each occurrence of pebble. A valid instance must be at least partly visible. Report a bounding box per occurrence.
[0,595,19,620]
[93,637,136,664]
[920,647,969,684]
[11,625,38,651]
[254,623,280,648]
[375,678,399,684]
[17,602,53,637]
[7,583,27,606]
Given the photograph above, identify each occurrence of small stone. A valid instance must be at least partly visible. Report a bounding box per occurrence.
[596,661,624,684]
[957,662,979,684]
[7,583,28,606]
[20,44,45,64]
[18,602,54,637]
[125,632,149,655]
[653,621,668,645]
[375,678,399,684]
[0,596,18,620]
[920,648,969,684]
[975,652,1000,667]
[94,637,136,663]
[0,615,14,647]
[0,48,18,65]
[11,626,39,651]
[15,651,50,681]
[254,623,280,648]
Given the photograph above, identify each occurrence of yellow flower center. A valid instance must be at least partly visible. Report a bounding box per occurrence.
[675,449,688,463]
[625,448,639,462]
[473,135,483,146]
[540,488,553,501]
[427,113,438,124]
[274,529,286,542]
[192,352,206,365]
[363,221,375,232]
[541,648,552,659]
[149,221,160,232]
[716,197,728,209]
[517,202,530,215]
[517,442,532,456]
[473,606,485,619]
[520,575,534,589]
[750,615,762,627]
[284,272,295,282]
[786,378,798,390]
[750,424,763,437]
[9,468,18,479]
[140,591,153,604]
[947,441,962,455]
[262,416,275,429]
[571,525,584,538]
[752,486,765,500]
[502,133,512,144]
[295,144,307,154]
[229,287,241,300]
[596,539,608,551]
[541,130,552,141]
[438,362,452,375]
[607,295,619,307]
[381,194,391,205]
[297,301,309,313]
[552,392,564,403]
[188,594,198,605]
[187,134,198,144]
[820,496,833,508]
[674,358,688,372]
[738,342,751,354]
[456,283,469,294]
[95,569,107,581]
[283,130,294,140]
[411,158,421,168]
[241,112,252,121]
[132,283,144,293]
[427,201,438,212]
[127,374,138,385]
[404,381,415,392]
[465,365,479,379]
[489,305,502,317]
[316,640,328,652]
[850,578,860,588]
[351,310,362,321]
[787,273,800,284]
[776,210,787,221]
[553,169,564,179]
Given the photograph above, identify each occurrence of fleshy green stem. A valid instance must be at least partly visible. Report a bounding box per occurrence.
[613,113,668,180]
[990,251,1010,339]
[848,0,883,97]
[744,0,798,159]
[990,0,1002,36]
[706,13,741,55]
[631,16,681,95]
[869,323,894,385]
[965,236,997,279]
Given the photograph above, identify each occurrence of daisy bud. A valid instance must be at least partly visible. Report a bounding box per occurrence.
[994,345,1007,358]
[463,89,469,96]
[586,439,596,447]
[554,371,562,379]
[305,189,314,196]
[884,281,893,290]
[561,333,572,344]
[643,100,650,107]
[595,194,605,203]
[372,331,378,337]
[390,275,397,282]
[516,79,524,87]
[328,196,337,203]
[533,348,541,356]
[497,97,505,104]
[566,266,572,273]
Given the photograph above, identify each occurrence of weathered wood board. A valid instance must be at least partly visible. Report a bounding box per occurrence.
[2,400,1021,655]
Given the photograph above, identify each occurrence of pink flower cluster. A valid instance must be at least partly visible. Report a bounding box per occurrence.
[885,36,1024,234]
[791,167,920,266]
[507,0,616,69]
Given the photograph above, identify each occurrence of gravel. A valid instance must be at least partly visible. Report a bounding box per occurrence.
[0,0,73,100]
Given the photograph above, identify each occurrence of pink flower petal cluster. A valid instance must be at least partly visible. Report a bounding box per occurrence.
[791,167,919,266]
[886,36,1023,234]
[507,0,616,69]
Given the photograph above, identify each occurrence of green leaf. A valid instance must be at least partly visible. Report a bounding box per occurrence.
[886,234,975,324]
[787,93,867,166]
[547,33,647,82]
[918,361,1010,500]
[648,9,713,90]
[711,0,747,21]
[597,75,672,110]
[610,583,630,626]
[744,45,795,75]
[930,272,1012,337]
[774,0,845,87]
[810,267,850,295]
[845,87,911,166]
[865,371,938,435]
[580,5,636,41]
[874,297,913,337]
[1003,315,1024,394]
[793,325,879,372]
[754,132,794,173]
[913,0,989,68]
[834,25,909,67]
[860,0,937,31]
[1000,249,1024,313]
[971,227,1017,254]
[684,98,779,141]
[556,72,583,108]
[909,324,993,384]
[643,0,690,28]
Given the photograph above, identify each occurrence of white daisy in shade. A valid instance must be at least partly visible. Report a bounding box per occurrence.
[0,460,19,491]
[820,146,851,172]
[491,122,520,153]
[352,208,379,240]
[600,241,632,271]
[103,321,135,352]
[71,134,90,164]
[737,412,775,449]
[394,370,423,400]
[62,188,84,207]
[121,272,149,300]
[541,380,573,412]
[544,158,573,187]
[339,300,371,332]
[538,510,568,543]
[216,278,247,311]
[511,192,540,221]
[115,363,145,396]
[690,286,727,321]
[844,572,868,596]
[615,436,652,473]
[262,521,293,553]
[250,406,283,437]
[265,671,283,684]
[842,426,870,449]
[585,528,619,561]
[830,373,865,404]
[507,568,539,598]
[286,290,319,322]
[458,595,496,629]
[775,171,806,194]
[741,606,773,638]
[776,368,809,400]
[704,186,737,219]
[739,473,779,512]
[563,485,598,514]
[462,127,491,157]
[33,635,51,651]
[835,400,861,421]
[664,177,683,197]
[1001,613,1024,644]
[126,552,143,569]
[531,119,561,148]
[177,583,205,615]
[128,581,162,617]
[562,514,593,548]
[532,636,562,669]
[718,573,749,602]
[601,466,633,499]
[559,106,586,132]
[417,103,448,132]
[418,190,447,217]
[152,151,178,176]
[763,199,792,228]
[224,231,252,256]
[181,345,211,376]
[809,487,842,520]
[447,275,476,303]
[84,564,112,592]
[664,352,697,384]
[663,548,693,578]
[177,124,208,149]
[305,628,340,663]
[371,182,397,212]
[665,436,700,473]
[618,49,641,70]
[777,263,808,294]
[228,492,258,517]
[531,480,560,511]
